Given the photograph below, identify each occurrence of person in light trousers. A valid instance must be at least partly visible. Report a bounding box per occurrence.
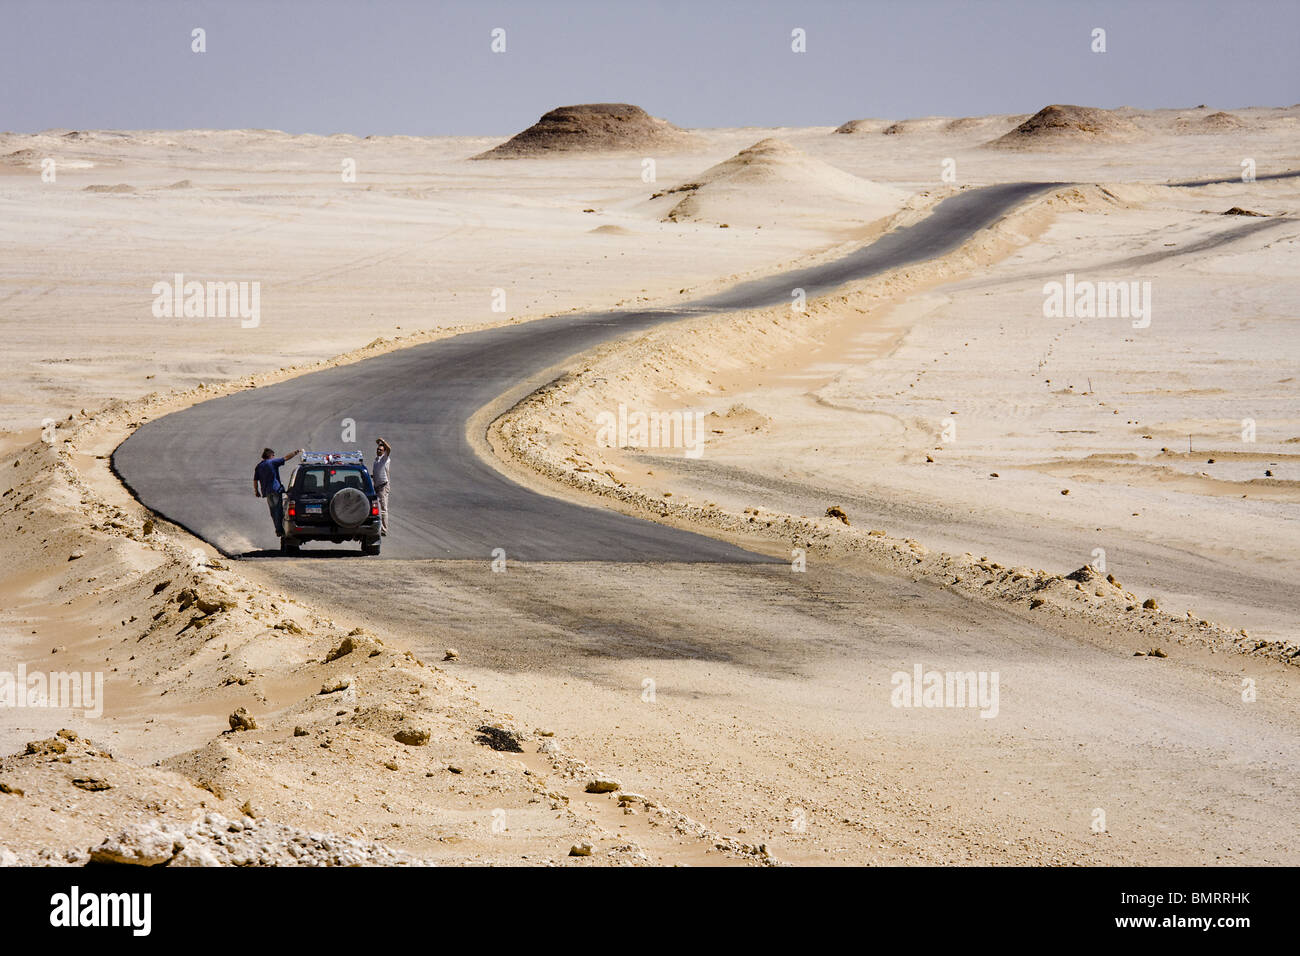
[372,438,392,535]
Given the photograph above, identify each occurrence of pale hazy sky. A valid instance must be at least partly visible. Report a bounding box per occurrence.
[2,0,1296,135]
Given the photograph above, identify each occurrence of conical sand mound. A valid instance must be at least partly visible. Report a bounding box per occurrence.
[473,103,694,158]
[644,138,904,228]
[988,104,1143,148]
[834,118,890,134]
[880,117,951,135]
[1201,110,1246,130]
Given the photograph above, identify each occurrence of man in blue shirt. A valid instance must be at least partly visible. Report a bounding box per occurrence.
[253,447,302,538]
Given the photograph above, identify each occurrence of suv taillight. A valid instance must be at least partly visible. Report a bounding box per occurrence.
[371,503,379,516]
[287,503,296,517]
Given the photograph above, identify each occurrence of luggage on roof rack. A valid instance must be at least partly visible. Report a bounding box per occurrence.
[302,451,364,466]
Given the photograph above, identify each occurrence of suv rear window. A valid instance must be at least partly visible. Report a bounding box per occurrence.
[294,466,373,496]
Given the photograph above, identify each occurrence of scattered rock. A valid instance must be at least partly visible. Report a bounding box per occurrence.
[585,776,623,794]
[84,183,138,194]
[228,707,257,732]
[169,843,221,867]
[194,596,232,615]
[394,727,430,747]
[89,822,182,865]
[71,776,112,792]
[293,726,308,737]
[319,676,353,695]
[1142,598,1159,610]
[569,841,594,857]
[825,505,850,526]
[443,648,459,662]
[25,738,68,756]
[325,636,365,662]
[90,813,425,867]
[475,724,524,753]
[1147,648,1167,658]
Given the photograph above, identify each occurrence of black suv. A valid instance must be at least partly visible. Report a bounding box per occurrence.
[281,452,381,555]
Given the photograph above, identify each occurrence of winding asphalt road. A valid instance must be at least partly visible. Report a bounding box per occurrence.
[114,182,1061,560]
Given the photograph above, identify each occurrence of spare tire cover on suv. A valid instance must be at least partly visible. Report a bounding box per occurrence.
[330,487,370,527]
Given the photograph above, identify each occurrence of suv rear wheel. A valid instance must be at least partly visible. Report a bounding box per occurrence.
[281,536,301,555]
[361,537,380,556]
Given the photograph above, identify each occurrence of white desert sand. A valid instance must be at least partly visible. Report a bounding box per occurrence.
[2,104,1300,864]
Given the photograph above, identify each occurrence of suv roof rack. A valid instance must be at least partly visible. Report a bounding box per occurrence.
[302,451,364,466]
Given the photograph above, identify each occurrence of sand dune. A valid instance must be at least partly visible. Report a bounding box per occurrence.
[835,113,1030,139]
[1168,109,1250,133]
[988,104,1144,148]
[944,114,1031,134]
[1201,110,1246,129]
[881,116,952,135]
[473,103,695,159]
[833,118,890,134]
[644,137,905,228]
[2,148,40,166]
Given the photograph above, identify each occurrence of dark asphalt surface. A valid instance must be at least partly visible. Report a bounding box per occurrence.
[114,182,1061,560]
